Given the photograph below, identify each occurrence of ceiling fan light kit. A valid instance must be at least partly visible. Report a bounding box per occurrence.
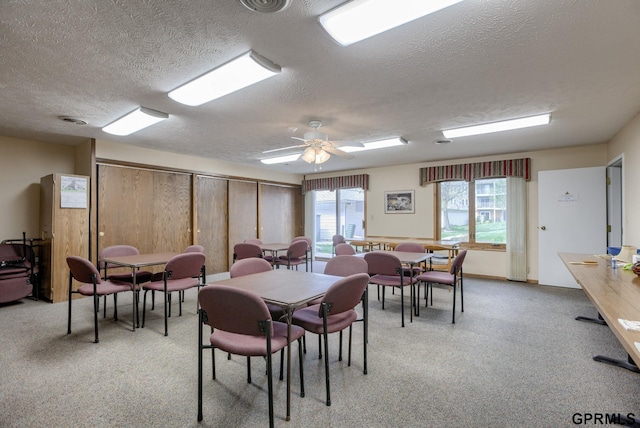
[442,113,551,139]
[319,0,464,46]
[168,50,281,106]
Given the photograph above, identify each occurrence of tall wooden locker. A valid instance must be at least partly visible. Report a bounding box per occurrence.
[40,173,90,302]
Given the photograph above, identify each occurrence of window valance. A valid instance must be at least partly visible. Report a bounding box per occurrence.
[419,158,531,185]
[301,174,369,194]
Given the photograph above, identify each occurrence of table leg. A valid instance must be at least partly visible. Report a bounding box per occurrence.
[409,263,414,323]
[285,305,292,421]
[132,267,138,330]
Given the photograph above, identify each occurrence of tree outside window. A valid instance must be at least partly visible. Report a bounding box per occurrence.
[439,178,506,245]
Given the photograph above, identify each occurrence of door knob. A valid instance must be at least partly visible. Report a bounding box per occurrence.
[540,226,546,230]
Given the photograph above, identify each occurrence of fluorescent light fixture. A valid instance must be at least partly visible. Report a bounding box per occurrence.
[102,107,168,136]
[442,113,551,139]
[341,137,408,153]
[168,50,281,106]
[260,154,300,165]
[319,0,463,46]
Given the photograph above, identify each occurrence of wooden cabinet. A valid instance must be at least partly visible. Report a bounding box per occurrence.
[40,173,90,302]
[259,183,303,243]
[228,180,258,269]
[96,165,192,271]
[195,175,228,275]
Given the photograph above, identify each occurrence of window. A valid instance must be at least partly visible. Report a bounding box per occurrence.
[313,188,365,257]
[439,178,506,247]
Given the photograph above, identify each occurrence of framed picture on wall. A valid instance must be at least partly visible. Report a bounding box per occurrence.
[385,190,414,214]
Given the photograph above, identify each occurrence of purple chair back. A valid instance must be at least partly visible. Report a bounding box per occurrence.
[184,245,205,253]
[199,285,273,336]
[319,273,370,316]
[332,235,346,246]
[334,243,356,256]
[67,256,101,283]
[288,240,309,259]
[165,252,205,280]
[292,236,311,249]
[363,252,402,276]
[233,243,263,260]
[394,242,425,253]
[230,258,272,278]
[324,256,368,277]
[450,250,467,275]
[99,245,140,269]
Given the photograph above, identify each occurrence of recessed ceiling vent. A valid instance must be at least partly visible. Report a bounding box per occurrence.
[239,0,290,13]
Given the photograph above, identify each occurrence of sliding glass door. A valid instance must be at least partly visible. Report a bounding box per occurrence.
[313,188,365,258]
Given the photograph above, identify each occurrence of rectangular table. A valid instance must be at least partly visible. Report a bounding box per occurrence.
[100,252,177,331]
[358,250,432,324]
[560,252,640,371]
[212,269,342,421]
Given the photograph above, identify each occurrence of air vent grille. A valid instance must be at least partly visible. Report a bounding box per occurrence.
[239,0,290,13]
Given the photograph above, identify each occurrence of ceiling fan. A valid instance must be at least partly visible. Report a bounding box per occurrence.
[263,120,364,164]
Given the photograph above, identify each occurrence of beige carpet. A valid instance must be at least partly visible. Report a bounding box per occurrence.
[1,269,639,427]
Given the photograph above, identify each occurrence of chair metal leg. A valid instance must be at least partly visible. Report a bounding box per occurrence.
[452,284,456,324]
[92,293,99,343]
[338,330,343,361]
[279,349,284,381]
[319,303,332,406]
[400,286,405,327]
[347,326,352,366]
[297,338,305,397]
[247,356,251,383]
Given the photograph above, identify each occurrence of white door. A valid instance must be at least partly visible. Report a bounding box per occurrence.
[538,167,606,288]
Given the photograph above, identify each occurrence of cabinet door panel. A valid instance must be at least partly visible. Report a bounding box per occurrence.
[97,165,191,261]
[228,180,258,269]
[260,184,303,243]
[98,165,154,250]
[151,171,192,253]
[196,176,228,274]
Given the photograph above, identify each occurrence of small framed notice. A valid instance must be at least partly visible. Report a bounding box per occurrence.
[60,175,88,208]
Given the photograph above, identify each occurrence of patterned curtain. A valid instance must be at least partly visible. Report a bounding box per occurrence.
[301,174,369,194]
[420,158,531,185]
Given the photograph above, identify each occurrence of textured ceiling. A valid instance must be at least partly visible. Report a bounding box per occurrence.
[1,0,639,175]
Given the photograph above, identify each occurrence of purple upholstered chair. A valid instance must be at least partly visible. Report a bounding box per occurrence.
[233,243,264,263]
[394,242,427,277]
[67,256,135,343]
[98,245,153,319]
[141,252,205,336]
[291,272,370,406]
[334,243,356,256]
[197,284,305,427]
[306,255,369,360]
[331,234,346,255]
[184,244,205,253]
[230,258,282,320]
[415,250,467,323]
[273,240,309,271]
[364,252,417,328]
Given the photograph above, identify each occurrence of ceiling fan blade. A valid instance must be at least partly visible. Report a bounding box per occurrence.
[291,136,309,142]
[324,146,355,159]
[262,144,307,154]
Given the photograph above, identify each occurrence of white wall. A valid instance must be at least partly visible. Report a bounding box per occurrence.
[608,111,640,246]
[0,136,80,240]
[95,139,302,185]
[309,143,608,280]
